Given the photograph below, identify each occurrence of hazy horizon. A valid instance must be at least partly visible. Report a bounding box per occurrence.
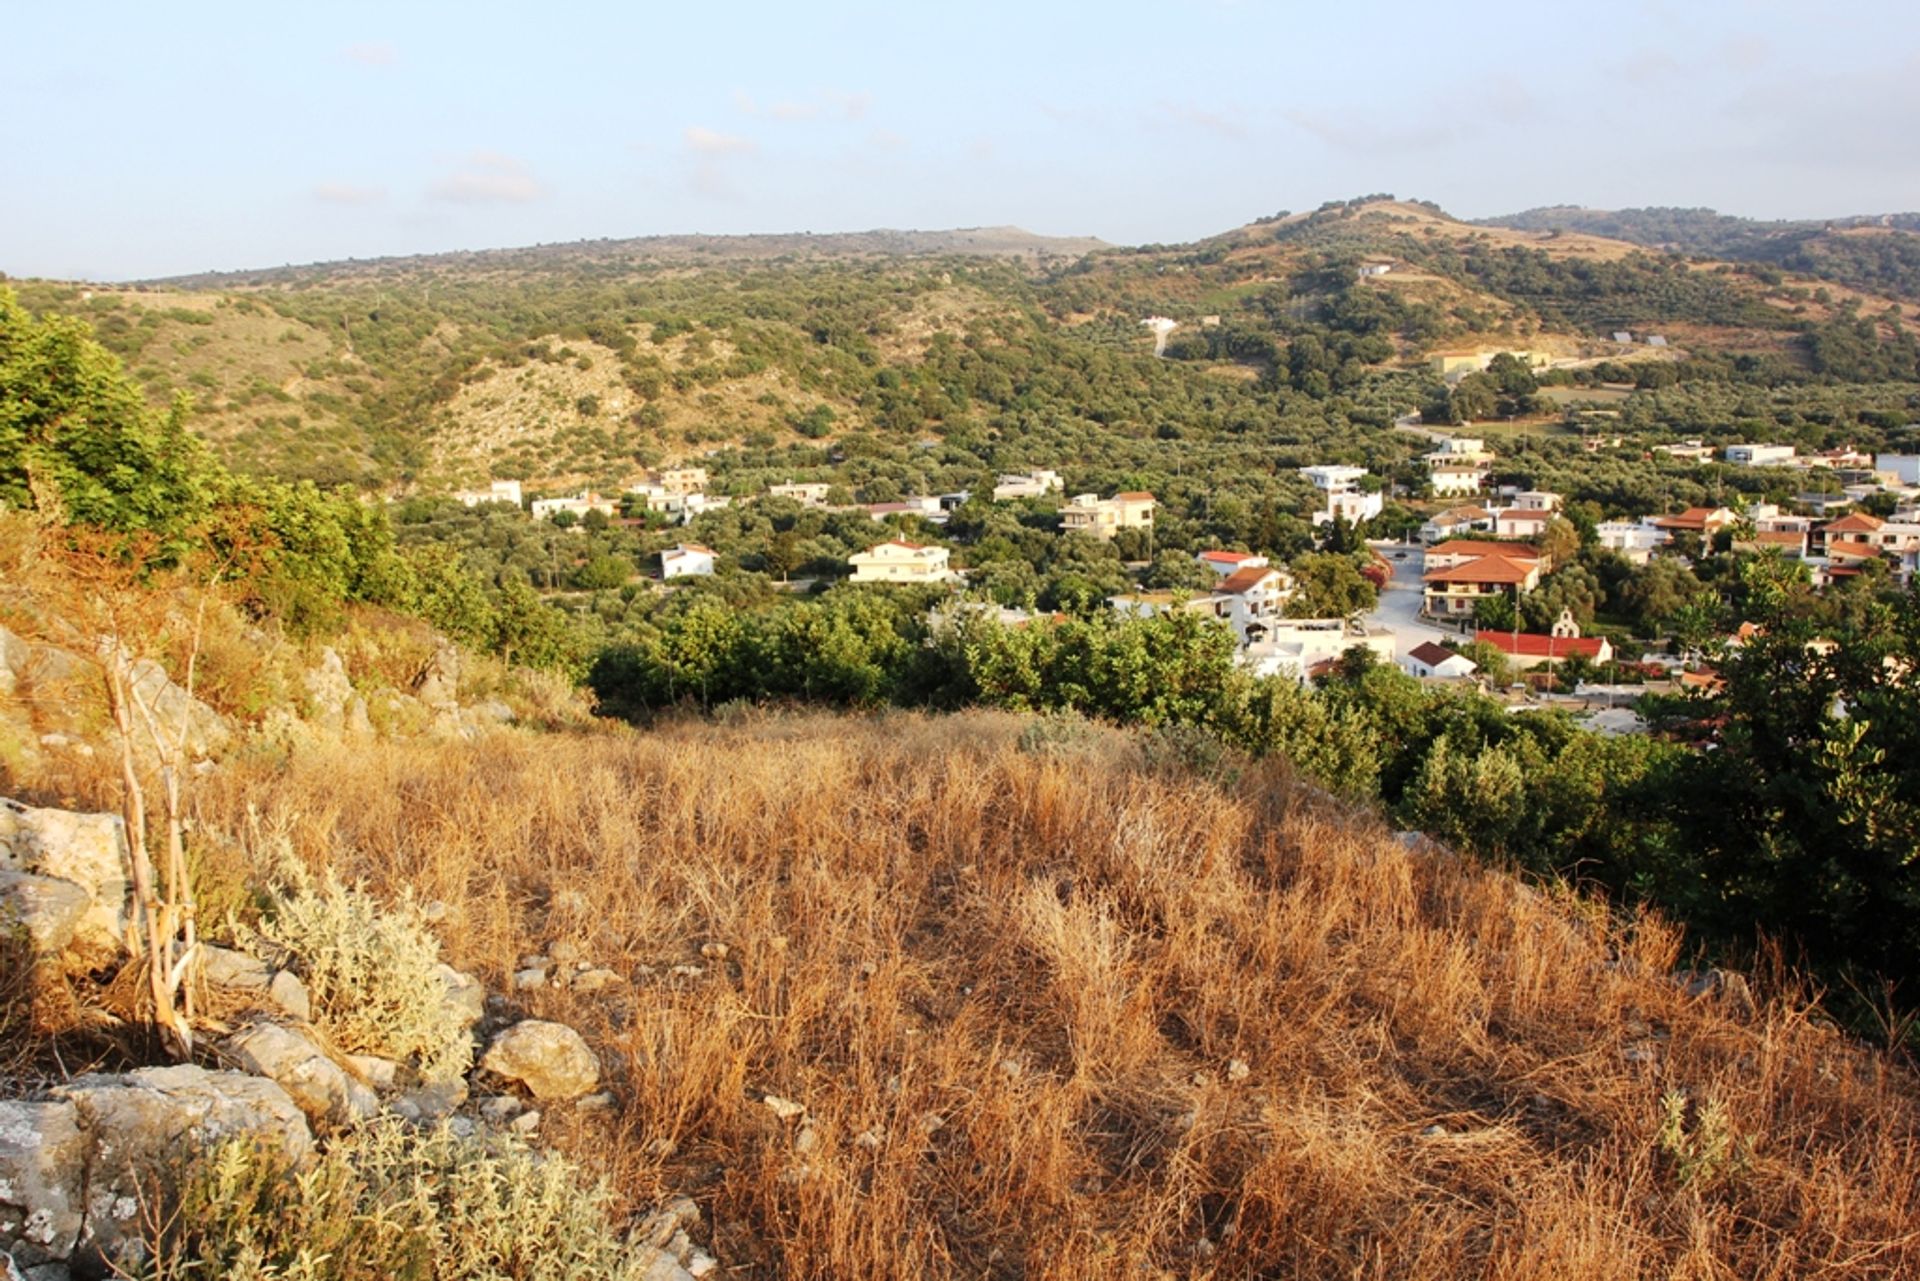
[8,0,1919,282]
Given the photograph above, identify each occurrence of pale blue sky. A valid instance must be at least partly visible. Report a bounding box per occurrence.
[6,0,1918,280]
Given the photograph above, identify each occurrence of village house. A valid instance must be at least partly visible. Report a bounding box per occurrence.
[654,466,709,495]
[660,543,717,579]
[1723,443,1797,467]
[530,491,617,521]
[1419,505,1493,543]
[769,481,833,506]
[1474,612,1613,670]
[1422,539,1543,574]
[1650,506,1739,539]
[991,469,1065,501]
[453,479,523,508]
[1654,440,1716,462]
[1060,491,1156,540]
[867,496,946,522]
[1421,540,1543,619]
[1209,565,1295,643]
[1422,436,1496,468]
[1241,618,1395,684]
[1430,466,1487,497]
[1795,492,1854,518]
[1299,464,1384,525]
[1595,520,1669,564]
[1403,640,1479,680]
[1491,507,1560,539]
[1509,490,1562,512]
[848,541,957,585]
[1195,549,1270,578]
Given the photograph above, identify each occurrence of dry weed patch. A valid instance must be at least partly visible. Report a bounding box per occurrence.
[153,709,1920,1279]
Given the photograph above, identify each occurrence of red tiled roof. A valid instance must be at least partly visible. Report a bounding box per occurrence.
[1653,506,1730,531]
[1216,566,1283,595]
[1424,554,1539,585]
[1407,641,1467,668]
[1497,509,1554,522]
[1823,512,1885,534]
[1198,549,1261,564]
[1115,491,1156,501]
[1474,631,1611,660]
[1750,530,1806,546]
[1426,539,1540,561]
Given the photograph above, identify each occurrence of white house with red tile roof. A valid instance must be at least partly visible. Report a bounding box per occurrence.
[660,543,717,578]
[849,541,956,584]
[1423,554,1543,618]
[1209,566,1295,642]
[1651,506,1738,537]
[1473,629,1614,669]
[1421,540,1542,573]
[1419,505,1494,543]
[1195,549,1271,579]
[1403,641,1479,679]
[1492,507,1559,539]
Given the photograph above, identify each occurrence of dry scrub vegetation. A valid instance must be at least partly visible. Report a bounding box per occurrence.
[88,711,1909,1278]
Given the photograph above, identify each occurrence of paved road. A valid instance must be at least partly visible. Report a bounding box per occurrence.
[1392,412,1450,446]
[1362,540,1463,660]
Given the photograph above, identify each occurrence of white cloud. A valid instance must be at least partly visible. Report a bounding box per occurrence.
[344,41,396,67]
[868,128,909,151]
[428,151,544,204]
[312,182,386,206]
[735,89,871,122]
[685,126,758,156]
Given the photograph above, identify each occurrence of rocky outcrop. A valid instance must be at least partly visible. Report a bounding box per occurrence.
[480,1021,601,1100]
[0,872,90,957]
[0,1099,89,1268]
[18,1067,314,1275]
[0,800,130,959]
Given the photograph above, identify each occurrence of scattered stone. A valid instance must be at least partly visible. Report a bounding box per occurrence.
[699,942,729,961]
[344,1054,404,1093]
[518,954,549,971]
[1420,1124,1448,1138]
[302,647,354,730]
[199,944,271,991]
[268,970,312,1022]
[853,1128,883,1152]
[479,1095,525,1125]
[795,1125,819,1154]
[668,964,704,982]
[1681,968,1758,1021]
[513,967,548,992]
[916,1112,945,1136]
[447,1116,478,1139]
[577,1092,617,1113]
[549,939,588,966]
[390,1079,468,1123]
[0,799,131,957]
[1226,1058,1251,1083]
[481,1020,600,1100]
[572,968,623,994]
[0,1099,88,1267]
[419,899,449,923]
[437,964,486,1028]
[510,1109,542,1135]
[0,870,90,956]
[762,1094,806,1122]
[223,1022,378,1132]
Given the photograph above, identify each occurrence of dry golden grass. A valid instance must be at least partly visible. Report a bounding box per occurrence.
[125,711,1920,1279]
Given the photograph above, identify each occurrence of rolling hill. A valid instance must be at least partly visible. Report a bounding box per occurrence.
[10,197,1919,493]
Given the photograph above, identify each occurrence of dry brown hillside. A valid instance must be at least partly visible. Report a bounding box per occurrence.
[11,703,1908,1278]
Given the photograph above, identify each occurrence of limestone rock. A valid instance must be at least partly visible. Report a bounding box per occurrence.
[0,799,130,957]
[268,970,312,1022]
[301,647,355,730]
[53,1066,311,1271]
[0,871,90,956]
[389,1079,468,1124]
[344,1054,403,1093]
[0,1099,88,1266]
[0,626,27,699]
[199,944,271,992]
[126,658,232,759]
[437,964,486,1029]
[480,1020,600,1100]
[223,1023,378,1133]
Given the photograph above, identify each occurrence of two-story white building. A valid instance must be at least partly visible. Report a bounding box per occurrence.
[1061,491,1156,540]
[769,481,833,506]
[1724,443,1797,467]
[848,541,957,585]
[1595,520,1670,564]
[531,491,617,521]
